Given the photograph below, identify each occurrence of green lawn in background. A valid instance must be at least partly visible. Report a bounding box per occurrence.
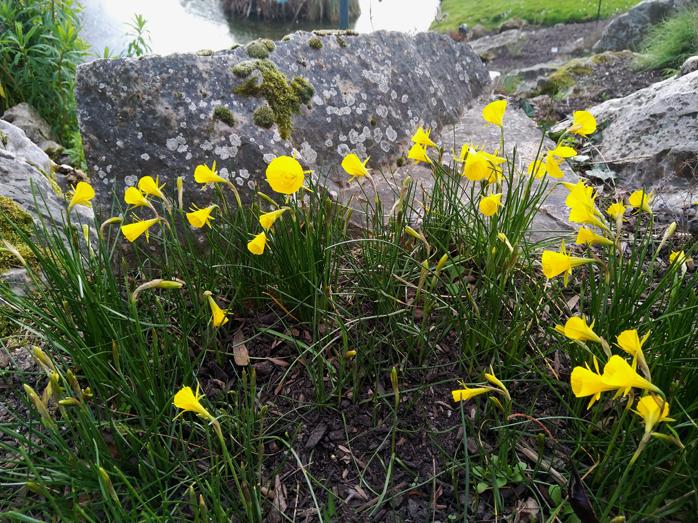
[431,0,639,32]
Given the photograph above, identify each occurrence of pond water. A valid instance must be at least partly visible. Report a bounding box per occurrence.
[80,0,441,57]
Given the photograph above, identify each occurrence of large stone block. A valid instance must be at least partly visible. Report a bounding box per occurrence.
[75,30,489,214]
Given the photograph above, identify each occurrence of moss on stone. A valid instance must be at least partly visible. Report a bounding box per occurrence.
[369,115,377,127]
[0,130,7,147]
[213,106,236,127]
[232,60,257,78]
[308,36,323,49]
[246,38,276,59]
[396,157,405,167]
[233,59,314,139]
[539,59,592,96]
[290,76,315,105]
[336,35,347,48]
[0,196,36,273]
[253,104,275,128]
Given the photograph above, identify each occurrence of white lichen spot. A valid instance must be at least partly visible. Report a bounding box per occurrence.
[401,94,408,103]
[390,90,397,100]
[219,168,231,181]
[140,153,150,161]
[336,143,350,156]
[247,180,255,190]
[376,105,388,118]
[239,169,250,179]
[373,128,383,142]
[300,142,317,163]
[185,152,192,160]
[200,140,213,151]
[263,153,276,163]
[124,175,137,187]
[312,95,324,106]
[380,141,391,152]
[324,138,333,147]
[385,126,397,142]
[116,140,124,148]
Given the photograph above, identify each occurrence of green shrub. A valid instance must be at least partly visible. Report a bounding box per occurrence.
[0,0,88,143]
[639,8,698,72]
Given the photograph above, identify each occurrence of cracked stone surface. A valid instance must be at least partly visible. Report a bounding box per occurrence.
[76,30,490,215]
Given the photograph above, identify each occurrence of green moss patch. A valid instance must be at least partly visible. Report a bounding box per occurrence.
[246,39,276,59]
[0,196,35,273]
[232,60,256,78]
[213,106,236,127]
[538,59,593,96]
[253,105,275,128]
[232,59,314,139]
[308,36,323,49]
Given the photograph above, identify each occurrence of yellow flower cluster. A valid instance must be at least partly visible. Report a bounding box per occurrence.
[559,316,679,461]
[451,366,511,404]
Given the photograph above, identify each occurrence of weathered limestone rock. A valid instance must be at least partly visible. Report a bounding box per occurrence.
[593,0,697,52]
[0,120,92,230]
[556,71,698,232]
[1,103,63,159]
[76,31,489,214]
[678,55,698,77]
[339,98,576,240]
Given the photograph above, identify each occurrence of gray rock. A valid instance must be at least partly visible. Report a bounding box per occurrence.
[678,55,698,77]
[593,0,697,52]
[75,31,489,215]
[555,71,698,232]
[1,103,63,159]
[0,120,93,230]
[339,98,576,240]
[470,29,528,62]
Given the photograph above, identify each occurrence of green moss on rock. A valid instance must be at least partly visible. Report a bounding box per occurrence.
[539,59,593,96]
[246,38,276,59]
[308,36,323,49]
[233,59,314,139]
[253,105,275,128]
[0,196,35,273]
[232,60,257,78]
[336,35,347,48]
[213,106,236,127]
[290,76,315,105]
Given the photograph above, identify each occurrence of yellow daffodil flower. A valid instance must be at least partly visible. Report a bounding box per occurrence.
[568,110,597,136]
[411,126,437,148]
[458,146,506,182]
[669,251,691,273]
[478,193,503,216]
[635,395,674,434]
[541,241,596,286]
[601,355,661,396]
[247,231,267,255]
[482,99,507,127]
[173,384,214,421]
[484,367,511,402]
[407,143,432,164]
[138,176,166,200]
[341,153,370,179]
[571,356,616,409]
[259,207,289,230]
[616,328,650,366]
[204,291,229,328]
[186,204,217,229]
[555,316,603,344]
[452,386,491,403]
[606,201,626,220]
[528,145,576,179]
[68,181,95,211]
[562,181,607,230]
[628,189,653,214]
[266,156,306,195]
[120,217,160,242]
[576,227,614,247]
[194,162,227,185]
[124,186,151,208]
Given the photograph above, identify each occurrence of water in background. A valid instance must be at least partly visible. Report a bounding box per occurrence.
[80,0,440,56]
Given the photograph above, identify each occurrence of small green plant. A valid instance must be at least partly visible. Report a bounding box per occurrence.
[638,8,698,72]
[123,13,152,58]
[0,0,88,142]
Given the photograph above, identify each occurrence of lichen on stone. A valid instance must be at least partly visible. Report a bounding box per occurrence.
[232,59,314,139]
[308,36,323,50]
[213,106,236,127]
[253,104,275,128]
[246,39,276,59]
[0,196,36,273]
